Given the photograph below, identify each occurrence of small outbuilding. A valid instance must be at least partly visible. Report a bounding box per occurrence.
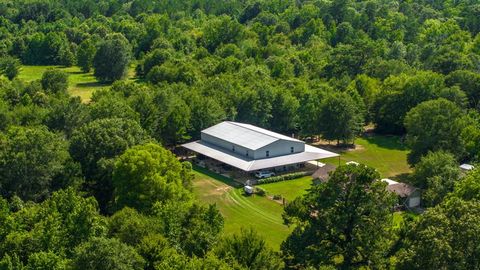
[460,164,475,171]
[382,179,421,209]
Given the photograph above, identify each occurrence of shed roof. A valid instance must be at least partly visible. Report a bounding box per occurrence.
[202,121,302,150]
[460,164,475,171]
[386,183,418,197]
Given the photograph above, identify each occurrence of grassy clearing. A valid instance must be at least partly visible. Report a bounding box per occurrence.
[191,135,413,248]
[18,65,136,102]
[192,168,291,249]
[259,176,313,202]
[322,135,411,179]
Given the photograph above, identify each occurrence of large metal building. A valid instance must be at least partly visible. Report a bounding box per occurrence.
[182,121,338,172]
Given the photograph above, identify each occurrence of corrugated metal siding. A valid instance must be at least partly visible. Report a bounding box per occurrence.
[255,140,305,159]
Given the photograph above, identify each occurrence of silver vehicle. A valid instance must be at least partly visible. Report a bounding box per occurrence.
[255,171,275,179]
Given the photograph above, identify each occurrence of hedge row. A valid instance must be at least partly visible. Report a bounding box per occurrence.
[257,171,311,185]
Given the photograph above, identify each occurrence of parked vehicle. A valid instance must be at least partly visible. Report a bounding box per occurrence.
[255,171,275,179]
[244,185,254,195]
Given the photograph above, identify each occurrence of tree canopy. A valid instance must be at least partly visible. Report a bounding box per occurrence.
[0,0,479,268]
[112,143,193,212]
[282,164,396,269]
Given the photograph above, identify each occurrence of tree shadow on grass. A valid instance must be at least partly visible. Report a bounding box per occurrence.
[193,165,243,188]
[75,81,109,88]
[67,70,84,75]
[310,142,353,155]
[390,172,413,184]
[362,134,408,151]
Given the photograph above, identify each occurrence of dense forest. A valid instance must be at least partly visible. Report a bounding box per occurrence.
[0,0,480,269]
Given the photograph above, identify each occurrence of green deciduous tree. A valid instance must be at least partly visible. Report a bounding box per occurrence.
[319,92,364,145]
[112,143,193,212]
[152,201,224,257]
[0,56,20,80]
[0,126,77,201]
[412,151,461,206]
[451,168,480,202]
[72,237,144,270]
[89,91,140,122]
[215,228,283,270]
[397,198,480,270]
[184,91,226,139]
[45,97,90,137]
[374,71,444,134]
[93,34,131,82]
[25,252,67,270]
[148,90,191,145]
[202,15,244,52]
[77,38,97,73]
[41,69,68,95]
[445,70,480,109]
[108,207,157,247]
[404,99,465,164]
[282,164,395,269]
[69,118,150,212]
[0,188,106,265]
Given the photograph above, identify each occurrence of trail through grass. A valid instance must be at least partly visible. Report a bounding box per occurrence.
[192,169,291,249]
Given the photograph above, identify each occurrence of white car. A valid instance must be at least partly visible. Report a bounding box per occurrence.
[255,171,275,179]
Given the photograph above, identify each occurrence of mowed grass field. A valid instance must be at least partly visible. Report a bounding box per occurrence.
[322,135,411,179]
[192,135,413,248]
[192,167,291,249]
[18,65,136,102]
[259,176,314,202]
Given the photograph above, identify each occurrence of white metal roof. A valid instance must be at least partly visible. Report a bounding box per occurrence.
[381,178,399,185]
[202,121,302,150]
[182,141,338,171]
[460,164,474,170]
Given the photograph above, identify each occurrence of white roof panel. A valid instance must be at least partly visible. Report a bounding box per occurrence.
[182,141,338,171]
[202,121,301,150]
[460,164,474,170]
[381,178,399,185]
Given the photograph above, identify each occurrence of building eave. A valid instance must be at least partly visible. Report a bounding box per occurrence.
[182,140,338,172]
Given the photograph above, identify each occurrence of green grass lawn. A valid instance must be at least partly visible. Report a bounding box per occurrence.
[192,168,291,249]
[259,176,313,202]
[18,65,136,102]
[322,135,411,180]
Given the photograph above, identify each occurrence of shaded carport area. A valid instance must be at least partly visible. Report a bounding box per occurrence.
[182,140,338,172]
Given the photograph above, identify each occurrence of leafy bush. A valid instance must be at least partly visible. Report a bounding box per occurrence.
[257,171,310,185]
[273,194,282,200]
[255,187,266,196]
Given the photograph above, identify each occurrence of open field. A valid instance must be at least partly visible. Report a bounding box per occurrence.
[18,65,136,102]
[193,166,414,249]
[192,167,291,249]
[322,135,411,179]
[192,134,414,248]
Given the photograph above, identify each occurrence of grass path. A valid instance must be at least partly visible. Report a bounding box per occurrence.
[192,169,290,249]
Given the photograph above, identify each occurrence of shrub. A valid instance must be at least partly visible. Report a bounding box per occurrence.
[257,171,310,185]
[273,194,282,200]
[255,187,266,196]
